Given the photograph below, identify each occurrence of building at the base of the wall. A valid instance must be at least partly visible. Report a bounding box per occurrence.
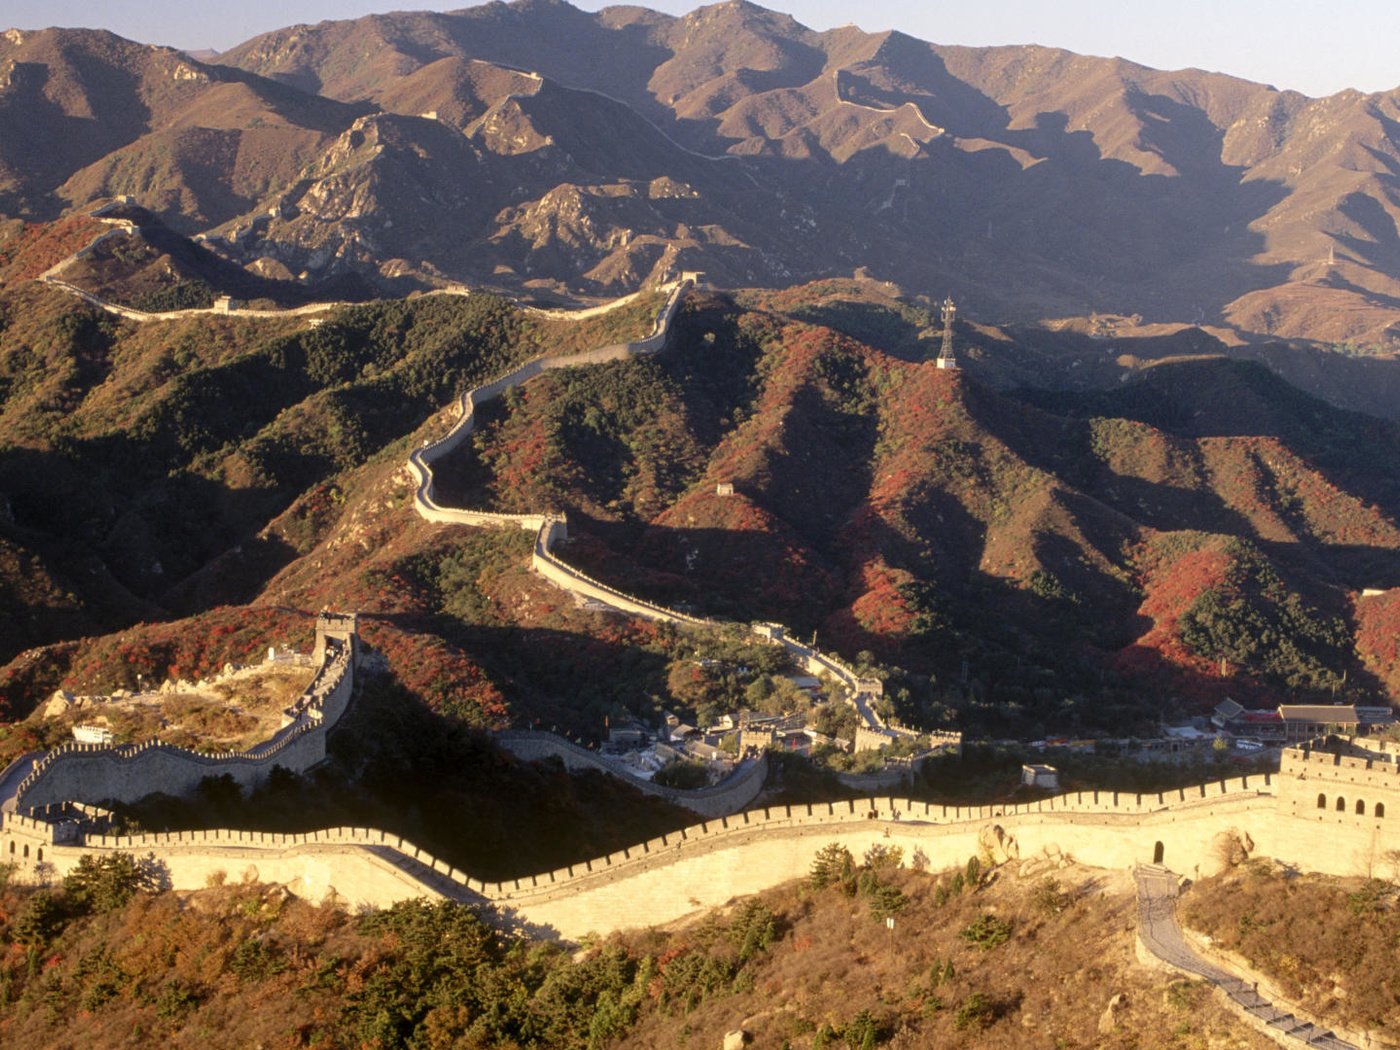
[1022,764,1060,790]
[72,724,114,745]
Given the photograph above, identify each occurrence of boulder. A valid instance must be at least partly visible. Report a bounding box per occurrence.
[42,690,73,718]
[978,823,1020,865]
[1098,992,1127,1034]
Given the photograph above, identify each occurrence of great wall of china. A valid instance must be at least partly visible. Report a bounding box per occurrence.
[38,207,668,326]
[4,230,1400,1010]
[8,740,1400,946]
[0,614,359,815]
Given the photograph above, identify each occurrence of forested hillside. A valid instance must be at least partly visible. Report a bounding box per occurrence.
[3,278,1399,748]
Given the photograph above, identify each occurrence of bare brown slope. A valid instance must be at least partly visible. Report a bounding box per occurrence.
[0,27,360,227]
[209,0,1400,340]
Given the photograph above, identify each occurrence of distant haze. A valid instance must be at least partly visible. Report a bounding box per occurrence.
[4,0,1399,99]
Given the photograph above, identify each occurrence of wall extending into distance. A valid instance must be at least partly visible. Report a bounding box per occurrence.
[403,281,954,752]
[0,771,1302,939]
[21,245,1400,944]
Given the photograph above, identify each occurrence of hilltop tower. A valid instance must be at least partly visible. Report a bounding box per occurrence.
[313,610,360,665]
[937,297,958,370]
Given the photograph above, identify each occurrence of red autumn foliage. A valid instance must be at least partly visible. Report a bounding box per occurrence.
[1354,590,1400,697]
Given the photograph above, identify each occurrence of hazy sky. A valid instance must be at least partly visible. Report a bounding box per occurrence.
[5,0,1398,98]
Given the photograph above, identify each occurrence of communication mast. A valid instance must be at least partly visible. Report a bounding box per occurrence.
[937,296,959,370]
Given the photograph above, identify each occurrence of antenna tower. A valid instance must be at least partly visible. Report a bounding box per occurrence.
[937,297,958,370]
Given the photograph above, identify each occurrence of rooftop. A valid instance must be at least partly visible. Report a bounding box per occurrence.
[1279,705,1359,723]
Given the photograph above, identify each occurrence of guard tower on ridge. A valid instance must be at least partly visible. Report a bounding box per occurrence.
[937,297,959,370]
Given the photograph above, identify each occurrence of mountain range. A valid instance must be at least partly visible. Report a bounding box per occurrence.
[3,1,1400,344]
[3,2,1400,740]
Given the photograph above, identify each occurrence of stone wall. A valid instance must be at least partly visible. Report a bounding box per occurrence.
[1,824,476,913]
[406,276,721,629]
[0,775,1299,939]
[25,261,1388,941]
[9,617,357,812]
[13,754,1400,940]
[1270,740,1400,878]
[404,272,965,755]
[494,730,768,817]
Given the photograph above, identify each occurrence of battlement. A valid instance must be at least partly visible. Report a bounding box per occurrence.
[12,739,1400,941]
[1,774,1290,938]
[7,615,359,812]
[1282,739,1400,780]
[313,611,360,664]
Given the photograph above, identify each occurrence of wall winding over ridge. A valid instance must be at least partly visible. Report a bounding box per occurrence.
[403,279,949,751]
[10,736,1400,941]
[21,261,1396,946]
[0,772,1291,939]
[4,615,359,813]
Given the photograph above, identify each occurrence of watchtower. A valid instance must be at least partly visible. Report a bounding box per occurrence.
[313,611,360,666]
[936,297,959,370]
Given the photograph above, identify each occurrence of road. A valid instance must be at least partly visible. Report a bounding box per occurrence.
[1135,865,1358,1049]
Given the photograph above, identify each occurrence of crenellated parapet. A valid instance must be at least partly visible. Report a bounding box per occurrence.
[4,614,360,813]
[0,769,1306,938]
[9,741,1400,940]
[406,277,721,629]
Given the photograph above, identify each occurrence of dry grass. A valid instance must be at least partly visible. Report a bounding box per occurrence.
[615,858,1274,1049]
[1181,860,1400,1039]
[39,665,316,752]
[0,852,1277,1049]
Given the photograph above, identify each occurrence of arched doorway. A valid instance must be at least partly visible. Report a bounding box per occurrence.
[1153,841,1165,864]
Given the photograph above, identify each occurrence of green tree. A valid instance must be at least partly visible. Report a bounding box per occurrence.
[63,852,157,914]
[844,1008,881,1048]
[12,889,65,945]
[1031,877,1072,916]
[954,992,997,1031]
[728,899,778,964]
[809,843,855,891]
[960,913,1012,951]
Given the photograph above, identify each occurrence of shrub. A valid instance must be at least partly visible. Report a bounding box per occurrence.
[652,758,710,790]
[863,881,907,923]
[964,856,982,886]
[810,843,855,891]
[727,899,778,964]
[63,853,158,914]
[960,913,1012,951]
[231,937,285,981]
[843,1008,882,1048]
[155,980,200,1019]
[862,844,903,870]
[12,889,65,945]
[1031,877,1073,916]
[953,991,997,1031]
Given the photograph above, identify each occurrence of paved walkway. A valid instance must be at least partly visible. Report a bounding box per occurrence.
[0,752,40,814]
[1134,865,1358,1049]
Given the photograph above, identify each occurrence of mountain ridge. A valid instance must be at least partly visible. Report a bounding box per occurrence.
[1,2,1399,342]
